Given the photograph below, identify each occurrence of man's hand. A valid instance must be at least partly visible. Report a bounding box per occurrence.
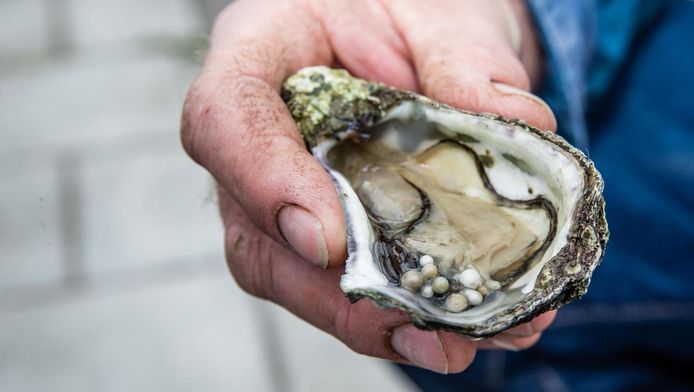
[181,0,557,374]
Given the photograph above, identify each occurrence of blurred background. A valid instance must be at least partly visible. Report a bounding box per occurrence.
[0,0,417,390]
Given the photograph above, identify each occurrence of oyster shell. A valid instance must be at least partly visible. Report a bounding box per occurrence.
[282,67,608,337]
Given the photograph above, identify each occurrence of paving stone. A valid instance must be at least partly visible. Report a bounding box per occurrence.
[0,53,195,154]
[0,0,49,55]
[264,302,419,392]
[79,136,223,278]
[0,271,274,392]
[0,165,64,291]
[68,0,202,48]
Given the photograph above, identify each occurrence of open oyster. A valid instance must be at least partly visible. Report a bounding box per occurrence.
[282,67,608,337]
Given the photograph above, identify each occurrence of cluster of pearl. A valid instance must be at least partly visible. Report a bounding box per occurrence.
[400,255,502,313]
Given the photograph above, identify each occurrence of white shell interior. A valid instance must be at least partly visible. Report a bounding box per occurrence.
[314,102,584,325]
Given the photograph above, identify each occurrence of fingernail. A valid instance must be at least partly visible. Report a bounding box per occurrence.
[277,205,329,268]
[491,82,557,130]
[488,338,520,352]
[391,325,449,374]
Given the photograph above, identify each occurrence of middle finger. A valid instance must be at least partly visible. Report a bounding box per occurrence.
[219,188,478,372]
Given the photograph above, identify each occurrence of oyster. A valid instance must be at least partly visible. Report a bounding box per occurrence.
[282,67,608,337]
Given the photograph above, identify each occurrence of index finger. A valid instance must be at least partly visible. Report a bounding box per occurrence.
[385,0,557,131]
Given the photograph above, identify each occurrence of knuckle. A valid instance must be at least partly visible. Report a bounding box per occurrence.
[223,217,277,300]
[418,41,531,107]
[332,304,369,355]
[332,304,350,339]
[229,75,305,174]
[469,44,530,89]
[181,72,292,174]
[331,303,394,359]
[231,76,284,137]
[180,77,220,165]
[492,57,530,90]
[424,70,484,111]
[224,227,259,296]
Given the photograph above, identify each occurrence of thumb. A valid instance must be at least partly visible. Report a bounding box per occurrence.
[180,1,345,269]
[182,74,346,269]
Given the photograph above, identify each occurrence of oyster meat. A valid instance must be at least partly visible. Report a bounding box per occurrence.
[282,67,608,337]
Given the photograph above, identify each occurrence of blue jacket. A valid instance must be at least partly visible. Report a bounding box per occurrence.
[401,1,694,390]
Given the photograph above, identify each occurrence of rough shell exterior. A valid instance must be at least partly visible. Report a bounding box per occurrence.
[282,66,608,337]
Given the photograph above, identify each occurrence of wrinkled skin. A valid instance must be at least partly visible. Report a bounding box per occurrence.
[181,0,558,374]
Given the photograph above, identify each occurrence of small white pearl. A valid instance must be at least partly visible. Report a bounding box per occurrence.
[485,279,501,291]
[419,254,434,265]
[431,277,450,294]
[459,269,482,289]
[420,285,434,298]
[445,293,468,313]
[401,270,424,291]
[463,289,484,306]
[421,264,438,279]
[477,285,490,296]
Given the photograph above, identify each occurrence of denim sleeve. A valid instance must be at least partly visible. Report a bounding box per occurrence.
[525,0,675,152]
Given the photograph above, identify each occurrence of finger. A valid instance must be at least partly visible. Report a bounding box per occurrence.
[318,0,418,90]
[220,188,476,373]
[181,0,344,268]
[385,0,557,131]
[495,310,557,338]
[391,325,477,374]
[478,333,542,351]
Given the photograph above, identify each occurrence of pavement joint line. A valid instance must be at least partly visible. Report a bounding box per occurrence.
[253,303,294,392]
[57,151,86,289]
[44,0,73,56]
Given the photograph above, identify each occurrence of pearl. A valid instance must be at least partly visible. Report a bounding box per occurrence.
[401,270,424,291]
[420,285,434,298]
[421,264,438,279]
[463,289,484,306]
[485,279,501,291]
[445,293,469,313]
[419,254,434,265]
[477,285,490,296]
[431,277,450,294]
[459,269,482,289]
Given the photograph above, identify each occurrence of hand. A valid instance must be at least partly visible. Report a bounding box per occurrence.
[181,0,558,374]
